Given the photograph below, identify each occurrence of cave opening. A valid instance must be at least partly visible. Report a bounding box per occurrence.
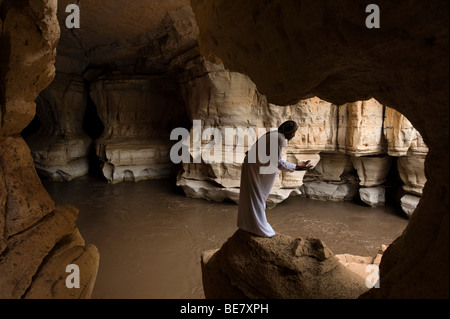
[3,0,446,300]
[21,0,424,297]
[20,54,422,298]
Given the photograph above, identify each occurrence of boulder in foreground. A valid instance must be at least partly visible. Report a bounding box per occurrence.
[201,229,369,299]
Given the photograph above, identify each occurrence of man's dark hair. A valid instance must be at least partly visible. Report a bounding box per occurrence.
[278,120,298,135]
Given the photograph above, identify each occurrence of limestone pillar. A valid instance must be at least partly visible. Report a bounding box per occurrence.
[384,106,428,216]
[26,73,92,181]
[0,0,99,299]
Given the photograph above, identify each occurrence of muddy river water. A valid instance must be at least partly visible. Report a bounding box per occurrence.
[43,176,408,299]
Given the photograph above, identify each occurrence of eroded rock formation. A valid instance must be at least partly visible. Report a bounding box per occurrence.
[27,2,197,183]
[27,0,427,216]
[0,0,98,298]
[335,244,387,282]
[384,106,428,216]
[191,0,449,298]
[176,56,334,205]
[178,74,426,211]
[90,75,187,183]
[201,229,368,299]
[26,73,92,181]
[3,0,445,300]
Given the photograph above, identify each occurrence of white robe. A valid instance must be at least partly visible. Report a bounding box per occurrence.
[237,131,296,237]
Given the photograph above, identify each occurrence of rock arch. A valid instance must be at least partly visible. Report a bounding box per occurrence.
[0,0,447,299]
[191,0,449,298]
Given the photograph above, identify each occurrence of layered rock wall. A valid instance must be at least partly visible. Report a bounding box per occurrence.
[30,3,197,183]
[176,62,427,212]
[2,0,446,300]
[0,0,99,299]
[26,1,427,213]
[176,56,338,205]
[383,107,428,216]
[26,73,92,181]
[191,0,448,298]
[90,75,187,183]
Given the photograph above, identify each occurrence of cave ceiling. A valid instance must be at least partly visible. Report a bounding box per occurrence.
[56,0,192,73]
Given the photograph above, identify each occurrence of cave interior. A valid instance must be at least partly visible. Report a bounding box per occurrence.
[0,0,448,299]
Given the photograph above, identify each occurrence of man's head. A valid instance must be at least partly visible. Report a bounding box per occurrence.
[278,120,298,140]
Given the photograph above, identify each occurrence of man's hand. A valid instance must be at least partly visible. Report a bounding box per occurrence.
[295,160,313,171]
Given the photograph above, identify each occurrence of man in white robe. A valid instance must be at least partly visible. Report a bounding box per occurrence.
[237,121,312,237]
